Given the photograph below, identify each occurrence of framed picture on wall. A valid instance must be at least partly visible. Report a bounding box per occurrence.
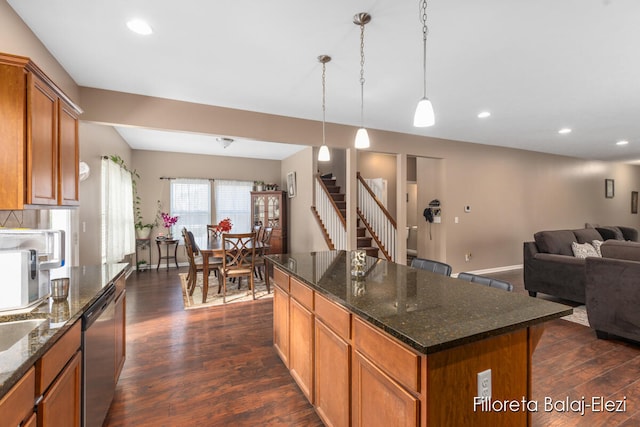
[632,191,638,214]
[287,172,296,198]
[605,179,615,198]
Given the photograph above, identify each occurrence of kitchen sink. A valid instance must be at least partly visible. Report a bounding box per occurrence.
[0,319,45,352]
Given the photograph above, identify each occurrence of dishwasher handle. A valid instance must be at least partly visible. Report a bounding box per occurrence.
[82,284,116,330]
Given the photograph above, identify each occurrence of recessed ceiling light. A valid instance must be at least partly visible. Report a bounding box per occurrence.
[126,19,153,35]
[616,140,629,146]
[477,111,491,118]
[558,128,572,135]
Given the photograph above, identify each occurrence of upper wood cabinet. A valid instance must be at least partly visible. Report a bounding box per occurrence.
[251,191,287,254]
[0,52,81,209]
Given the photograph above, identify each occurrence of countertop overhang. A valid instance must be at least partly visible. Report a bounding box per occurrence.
[267,251,572,354]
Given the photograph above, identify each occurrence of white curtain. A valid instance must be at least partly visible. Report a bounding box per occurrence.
[101,158,135,263]
[214,180,253,233]
[170,179,211,246]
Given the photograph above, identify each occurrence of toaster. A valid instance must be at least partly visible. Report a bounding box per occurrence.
[0,249,45,312]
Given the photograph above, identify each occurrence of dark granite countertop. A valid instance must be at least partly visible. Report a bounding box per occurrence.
[267,251,572,354]
[0,263,128,397]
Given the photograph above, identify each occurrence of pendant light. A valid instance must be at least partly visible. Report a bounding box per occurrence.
[413,0,435,127]
[354,13,371,149]
[318,55,331,162]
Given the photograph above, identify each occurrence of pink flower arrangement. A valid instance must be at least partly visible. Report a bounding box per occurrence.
[161,212,179,229]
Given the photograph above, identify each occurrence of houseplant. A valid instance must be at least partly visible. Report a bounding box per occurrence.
[109,155,158,238]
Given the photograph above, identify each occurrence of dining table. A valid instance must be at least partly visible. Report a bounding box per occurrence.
[199,235,268,303]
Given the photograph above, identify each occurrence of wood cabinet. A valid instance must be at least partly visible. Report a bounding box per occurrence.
[36,320,82,427]
[314,293,351,427]
[273,284,290,367]
[0,366,35,427]
[251,191,287,254]
[288,277,314,403]
[0,52,81,209]
[114,274,127,381]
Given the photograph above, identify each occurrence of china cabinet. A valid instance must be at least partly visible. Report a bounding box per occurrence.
[251,191,287,254]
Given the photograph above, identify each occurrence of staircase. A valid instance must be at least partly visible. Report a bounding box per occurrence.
[320,174,379,258]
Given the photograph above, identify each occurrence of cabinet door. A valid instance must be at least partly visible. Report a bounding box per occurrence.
[273,284,290,366]
[352,351,419,427]
[38,351,82,427]
[253,194,265,226]
[28,74,58,205]
[0,366,35,427]
[315,319,350,427]
[58,100,79,205]
[115,289,126,381]
[289,298,314,403]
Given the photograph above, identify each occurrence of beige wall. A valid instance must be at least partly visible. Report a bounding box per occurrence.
[78,123,132,265]
[0,0,79,103]
[282,147,327,253]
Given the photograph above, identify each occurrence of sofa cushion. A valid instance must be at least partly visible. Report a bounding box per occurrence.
[534,230,578,256]
[600,240,640,261]
[573,228,603,244]
[592,240,603,256]
[571,242,599,259]
[596,226,625,241]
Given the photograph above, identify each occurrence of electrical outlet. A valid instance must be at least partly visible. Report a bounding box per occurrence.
[465,253,472,262]
[477,369,491,400]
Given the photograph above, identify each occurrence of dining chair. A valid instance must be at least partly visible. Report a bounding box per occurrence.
[220,232,257,303]
[207,224,220,240]
[253,227,273,292]
[253,225,264,243]
[410,257,452,276]
[457,272,513,292]
[182,228,222,296]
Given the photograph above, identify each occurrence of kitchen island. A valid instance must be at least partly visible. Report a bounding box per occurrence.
[0,263,127,426]
[267,251,571,427]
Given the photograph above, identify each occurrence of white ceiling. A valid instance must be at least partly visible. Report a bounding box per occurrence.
[8,0,640,162]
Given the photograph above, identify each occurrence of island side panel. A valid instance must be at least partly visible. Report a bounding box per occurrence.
[426,328,530,426]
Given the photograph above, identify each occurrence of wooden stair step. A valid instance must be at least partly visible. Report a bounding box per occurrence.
[334,201,346,209]
[325,186,341,193]
[330,193,345,202]
[360,247,379,257]
[357,227,366,237]
[357,236,372,246]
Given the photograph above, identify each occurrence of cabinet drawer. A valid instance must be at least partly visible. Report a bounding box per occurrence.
[315,293,350,341]
[36,320,81,394]
[290,277,313,310]
[0,366,35,427]
[273,267,289,292]
[353,317,420,393]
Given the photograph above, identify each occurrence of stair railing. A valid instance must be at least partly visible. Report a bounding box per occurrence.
[312,174,347,250]
[357,172,397,261]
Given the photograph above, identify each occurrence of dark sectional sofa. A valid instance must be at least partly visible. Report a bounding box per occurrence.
[523,225,638,304]
[586,240,640,343]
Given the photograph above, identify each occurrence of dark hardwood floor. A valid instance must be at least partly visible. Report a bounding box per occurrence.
[104,267,640,426]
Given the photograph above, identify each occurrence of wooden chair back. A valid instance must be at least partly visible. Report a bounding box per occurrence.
[222,233,256,272]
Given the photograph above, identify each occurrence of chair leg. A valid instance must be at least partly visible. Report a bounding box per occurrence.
[222,275,227,304]
[217,269,223,294]
[250,274,255,300]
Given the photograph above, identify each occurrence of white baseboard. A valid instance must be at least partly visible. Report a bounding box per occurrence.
[451,264,522,278]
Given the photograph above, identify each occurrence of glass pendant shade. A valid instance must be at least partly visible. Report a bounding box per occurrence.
[318,145,331,162]
[355,127,370,149]
[413,97,435,127]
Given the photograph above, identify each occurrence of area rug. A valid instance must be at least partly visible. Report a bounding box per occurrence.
[180,272,272,310]
[561,305,590,327]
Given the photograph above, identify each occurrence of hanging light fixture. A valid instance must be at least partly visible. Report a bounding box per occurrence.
[354,12,371,149]
[318,55,331,162]
[413,0,435,127]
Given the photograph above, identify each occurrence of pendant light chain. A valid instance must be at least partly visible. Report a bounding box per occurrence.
[322,60,327,146]
[420,0,428,98]
[359,21,366,127]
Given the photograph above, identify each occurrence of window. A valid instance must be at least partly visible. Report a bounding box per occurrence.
[170,179,211,245]
[214,180,253,233]
[101,158,135,263]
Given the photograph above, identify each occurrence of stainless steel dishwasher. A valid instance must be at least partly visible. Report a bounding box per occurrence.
[82,283,116,427]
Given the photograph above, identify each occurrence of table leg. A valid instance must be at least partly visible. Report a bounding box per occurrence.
[156,241,161,271]
[202,252,209,303]
[173,242,179,269]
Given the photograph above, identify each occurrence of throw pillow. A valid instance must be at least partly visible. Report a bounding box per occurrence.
[571,241,599,259]
[592,240,603,257]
